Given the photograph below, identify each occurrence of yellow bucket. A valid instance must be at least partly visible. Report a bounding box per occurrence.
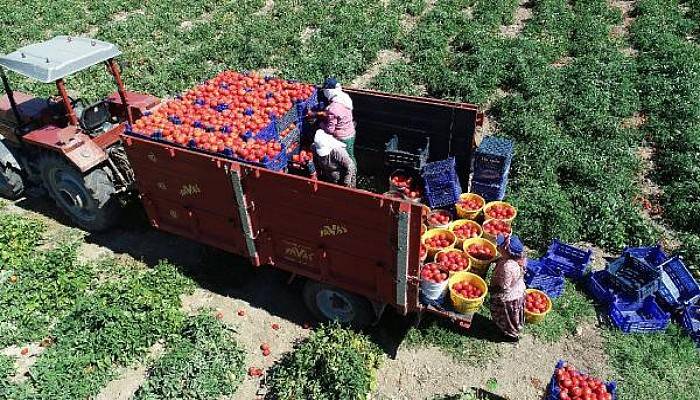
[435,248,471,275]
[426,209,452,229]
[455,193,485,220]
[524,289,553,324]
[483,201,518,223]
[462,238,498,277]
[448,271,488,314]
[481,218,512,243]
[448,219,483,247]
[421,229,456,258]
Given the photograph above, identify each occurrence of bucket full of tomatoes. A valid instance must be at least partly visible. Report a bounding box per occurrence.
[483,201,517,223]
[426,209,452,229]
[435,249,470,275]
[421,229,457,258]
[448,271,488,314]
[482,218,512,242]
[419,243,428,265]
[524,289,552,324]
[455,193,485,220]
[420,263,449,301]
[462,238,498,276]
[448,219,482,247]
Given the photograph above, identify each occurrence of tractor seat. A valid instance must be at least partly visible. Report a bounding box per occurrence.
[79,101,112,134]
[0,92,49,124]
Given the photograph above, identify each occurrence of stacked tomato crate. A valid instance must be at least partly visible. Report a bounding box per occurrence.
[126,71,316,171]
[470,136,513,201]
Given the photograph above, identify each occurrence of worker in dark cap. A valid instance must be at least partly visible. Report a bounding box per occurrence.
[310,77,357,162]
[490,234,528,342]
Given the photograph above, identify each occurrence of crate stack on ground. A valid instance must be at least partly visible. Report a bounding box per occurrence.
[582,245,700,335]
[421,157,462,208]
[525,258,566,299]
[470,137,513,201]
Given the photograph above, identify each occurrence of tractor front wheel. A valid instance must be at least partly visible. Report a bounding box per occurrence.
[0,164,24,200]
[39,154,119,232]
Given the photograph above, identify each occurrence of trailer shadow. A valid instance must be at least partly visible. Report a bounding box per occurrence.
[10,195,425,358]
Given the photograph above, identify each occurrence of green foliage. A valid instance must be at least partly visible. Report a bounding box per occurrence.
[604,324,700,400]
[133,313,245,400]
[267,323,382,400]
[369,60,422,96]
[23,262,192,400]
[676,232,700,279]
[0,214,44,269]
[526,282,596,342]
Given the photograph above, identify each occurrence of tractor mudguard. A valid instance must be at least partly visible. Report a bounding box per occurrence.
[0,139,21,170]
[62,137,108,172]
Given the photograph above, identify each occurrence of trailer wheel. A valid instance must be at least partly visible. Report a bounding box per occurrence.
[39,154,119,232]
[0,165,24,200]
[303,281,374,328]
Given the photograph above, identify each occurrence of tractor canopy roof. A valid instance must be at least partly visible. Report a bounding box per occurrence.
[0,36,121,83]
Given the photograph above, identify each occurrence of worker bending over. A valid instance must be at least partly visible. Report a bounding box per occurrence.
[310,130,356,188]
[314,77,357,162]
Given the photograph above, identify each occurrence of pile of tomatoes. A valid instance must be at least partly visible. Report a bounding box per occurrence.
[485,203,516,220]
[130,71,315,164]
[436,251,469,272]
[456,196,483,211]
[421,263,448,284]
[483,219,512,237]
[452,281,484,299]
[291,148,313,165]
[427,210,451,227]
[525,291,550,314]
[554,363,613,400]
[452,222,480,240]
[424,232,453,249]
[280,123,297,139]
[466,243,495,261]
[390,172,422,200]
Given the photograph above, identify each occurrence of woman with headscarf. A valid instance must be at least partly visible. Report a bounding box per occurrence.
[310,129,357,188]
[314,77,357,162]
[490,234,527,342]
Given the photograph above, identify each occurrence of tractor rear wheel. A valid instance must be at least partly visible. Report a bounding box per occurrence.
[39,154,119,232]
[0,164,24,200]
[302,280,374,328]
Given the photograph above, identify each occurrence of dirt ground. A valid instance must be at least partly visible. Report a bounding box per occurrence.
[1,194,614,400]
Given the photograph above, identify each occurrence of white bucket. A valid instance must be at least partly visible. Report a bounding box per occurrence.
[420,279,449,301]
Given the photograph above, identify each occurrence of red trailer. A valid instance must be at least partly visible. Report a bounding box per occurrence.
[122,89,482,328]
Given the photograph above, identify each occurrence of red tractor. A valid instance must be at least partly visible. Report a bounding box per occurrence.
[0,36,158,230]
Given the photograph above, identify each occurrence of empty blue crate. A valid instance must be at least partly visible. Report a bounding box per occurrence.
[470,176,507,201]
[546,360,617,400]
[623,244,668,268]
[545,240,593,280]
[423,181,462,208]
[608,297,671,334]
[422,158,462,207]
[473,137,513,176]
[682,305,700,345]
[656,256,700,310]
[276,106,299,134]
[607,254,661,303]
[525,259,565,298]
[587,270,636,305]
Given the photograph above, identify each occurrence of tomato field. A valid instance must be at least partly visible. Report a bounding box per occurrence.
[1,0,700,399]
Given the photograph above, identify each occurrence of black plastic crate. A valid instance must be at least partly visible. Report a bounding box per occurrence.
[384,135,430,171]
[607,254,661,303]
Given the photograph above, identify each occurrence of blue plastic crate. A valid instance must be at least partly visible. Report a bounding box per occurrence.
[472,162,510,184]
[608,297,670,334]
[250,118,279,141]
[423,180,462,208]
[546,360,617,400]
[470,178,507,201]
[275,106,299,133]
[587,270,636,305]
[422,157,458,183]
[295,88,318,124]
[281,127,301,155]
[607,254,661,303]
[473,137,513,172]
[682,305,700,343]
[545,240,593,280]
[656,256,700,310]
[525,259,565,298]
[623,244,668,268]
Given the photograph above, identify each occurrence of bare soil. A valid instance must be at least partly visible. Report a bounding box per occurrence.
[500,0,533,39]
[351,50,406,89]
